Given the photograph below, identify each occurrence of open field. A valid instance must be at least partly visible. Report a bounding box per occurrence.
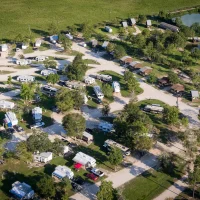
[1,0,200,40]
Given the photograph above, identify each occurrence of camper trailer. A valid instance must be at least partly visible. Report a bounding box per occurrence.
[52,165,74,180]
[0,100,14,109]
[98,122,113,132]
[17,75,35,82]
[93,86,104,99]
[84,76,95,85]
[41,85,58,96]
[143,104,164,114]
[95,74,112,82]
[112,81,120,93]
[73,152,96,168]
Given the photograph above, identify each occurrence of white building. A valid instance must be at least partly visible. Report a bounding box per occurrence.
[112,81,120,93]
[98,122,113,132]
[52,165,74,180]
[0,44,8,52]
[41,68,57,76]
[10,181,34,199]
[35,56,48,61]
[105,26,113,33]
[130,18,136,26]
[66,34,73,40]
[0,100,14,109]
[122,21,128,28]
[32,107,42,122]
[15,59,31,66]
[102,41,109,48]
[34,152,53,163]
[35,39,42,47]
[4,112,18,127]
[93,86,104,99]
[84,76,95,85]
[22,43,28,50]
[73,152,96,167]
[17,75,35,82]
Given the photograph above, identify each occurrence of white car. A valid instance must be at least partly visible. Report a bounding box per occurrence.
[30,122,45,129]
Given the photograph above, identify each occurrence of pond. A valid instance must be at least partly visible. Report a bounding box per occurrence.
[180,13,200,27]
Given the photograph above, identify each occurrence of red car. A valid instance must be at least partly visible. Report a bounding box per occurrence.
[86,173,98,181]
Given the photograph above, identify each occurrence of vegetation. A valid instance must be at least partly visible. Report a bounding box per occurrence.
[20,83,36,104]
[43,59,57,69]
[97,181,116,200]
[62,113,86,137]
[163,106,179,125]
[46,74,60,85]
[108,147,123,171]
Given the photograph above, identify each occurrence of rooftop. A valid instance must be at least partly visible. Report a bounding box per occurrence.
[191,90,199,98]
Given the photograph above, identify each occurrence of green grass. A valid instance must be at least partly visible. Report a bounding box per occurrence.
[23,47,34,54]
[39,43,50,51]
[0,71,14,75]
[14,65,31,69]
[83,59,100,65]
[120,169,175,200]
[1,0,200,40]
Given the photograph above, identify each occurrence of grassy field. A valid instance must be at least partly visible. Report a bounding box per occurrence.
[1,0,200,40]
[120,169,176,200]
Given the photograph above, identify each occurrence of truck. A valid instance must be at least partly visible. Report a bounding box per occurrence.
[91,168,104,177]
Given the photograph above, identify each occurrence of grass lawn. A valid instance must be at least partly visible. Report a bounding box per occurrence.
[39,43,50,51]
[14,65,31,69]
[83,59,100,65]
[120,169,176,200]
[0,71,14,75]
[1,0,200,40]
[23,47,34,54]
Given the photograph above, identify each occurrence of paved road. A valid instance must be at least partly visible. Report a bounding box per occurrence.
[70,149,160,200]
[153,175,188,200]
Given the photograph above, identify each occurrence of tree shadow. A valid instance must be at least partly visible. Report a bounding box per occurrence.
[43,163,57,175]
[31,29,49,37]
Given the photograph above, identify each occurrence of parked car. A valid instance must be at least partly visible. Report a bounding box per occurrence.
[86,173,98,181]
[91,168,104,177]
[51,106,61,114]
[30,122,45,129]
[72,176,85,185]
[6,128,15,134]
[58,80,66,86]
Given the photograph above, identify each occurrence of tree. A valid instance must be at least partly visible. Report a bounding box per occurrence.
[16,141,32,163]
[72,90,84,110]
[43,59,57,69]
[175,17,182,27]
[102,83,113,98]
[62,37,72,52]
[168,71,179,84]
[81,23,93,41]
[7,76,12,85]
[108,147,123,171]
[148,73,157,84]
[114,45,126,59]
[48,22,58,35]
[46,74,59,85]
[37,175,56,198]
[107,43,115,53]
[138,15,147,24]
[55,88,74,112]
[97,181,115,200]
[163,106,179,125]
[191,48,200,59]
[102,104,110,116]
[27,130,52,152]
[20,83,35,104]
[51,138,65,155]
[67,54,87,81]
[62,113,86,137]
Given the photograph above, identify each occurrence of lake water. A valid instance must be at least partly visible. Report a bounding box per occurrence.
[180,13,200,27]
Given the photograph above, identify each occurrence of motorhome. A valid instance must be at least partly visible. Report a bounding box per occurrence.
[103,139,131,156]
[84,76,95,85]
[66,81,86,89]
[112,81,120,93]
[95,74,112,82]
[32,107,42,123]
[17,75,35,82]
[41,85,58,96]
[35,56,48,62]
[15,59,31,66]
[93,86,104,99]
[41,68,57,76]
[143,104,164,113]
[52,165,74,180]
[4,112,18,127]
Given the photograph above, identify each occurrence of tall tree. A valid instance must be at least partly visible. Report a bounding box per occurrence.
[108,147,123,171]
[16,141,32,163]
[114,45,126,59]
[102,83,113,98]
[163,106,179,125]
[97,181,115,200]
[62,113,86,137]
[46,74,60,85]
[20,83,35,104]
[7,76,12,86]
[48,22,58,35]
[102,104,110,116]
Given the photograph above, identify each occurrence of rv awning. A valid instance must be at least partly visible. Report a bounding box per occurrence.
[74,163,82,169]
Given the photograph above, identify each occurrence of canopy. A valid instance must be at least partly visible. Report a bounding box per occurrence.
[74,163,82,169]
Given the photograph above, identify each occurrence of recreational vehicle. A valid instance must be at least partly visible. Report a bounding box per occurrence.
[93,86,104,99]
[112,81,120,93]
[143,104,164,113]
[17,75,35,82]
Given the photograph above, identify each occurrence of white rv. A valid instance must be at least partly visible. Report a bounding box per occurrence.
[41,68,57,76]
[93,86,104,99]
[17,75,35,82]
[35,39,42,47]
[73,152,96,168]
[66,34,73,40]
[105,26,113,33]
[0,100,14,109]
[95,74,112,82]
[84,76,95,85]
[4,112,18,127]
[41,85,58,96]
[35,56,48,62]
[143,104,164,113]
[32,107,42,123]
[0,44,8,52]
[112,81,120,93]
[52,165,74,180]
[15,59,31,66]
[103,139,131,156]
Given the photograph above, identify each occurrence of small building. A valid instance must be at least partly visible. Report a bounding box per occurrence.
[34,152,53,163]
[105,26,112,33]
[66,34,73,40]
[66,81,86,89]
[146,20,152,28]
[159,22,179,32]
[120,56,133,65]
[91,39,98,47]
[73,152,96,168]
[50,35,59,44]
[139,66,152,76]
[0,100,14,109]
[129,61,142,70]
[0,44,8,52]
[122,21,128,28]
[32,107,42,123]
[84,76,95,85]
[22,43,28,50]
[158,77,170,87]
[35,39,42,47]
[171,84,185,95]
[98,122,113,132]
[130,18,136,26]
[16,59,31,66]
[82,131,93,143]
[112,81,120,93]
[102,41,109,48]
[4,112,18,127]
[41,68,57,76]
[17,75,35,82]
[52,165,74,180]
[190,90,199,102]
[10,181,34,200]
